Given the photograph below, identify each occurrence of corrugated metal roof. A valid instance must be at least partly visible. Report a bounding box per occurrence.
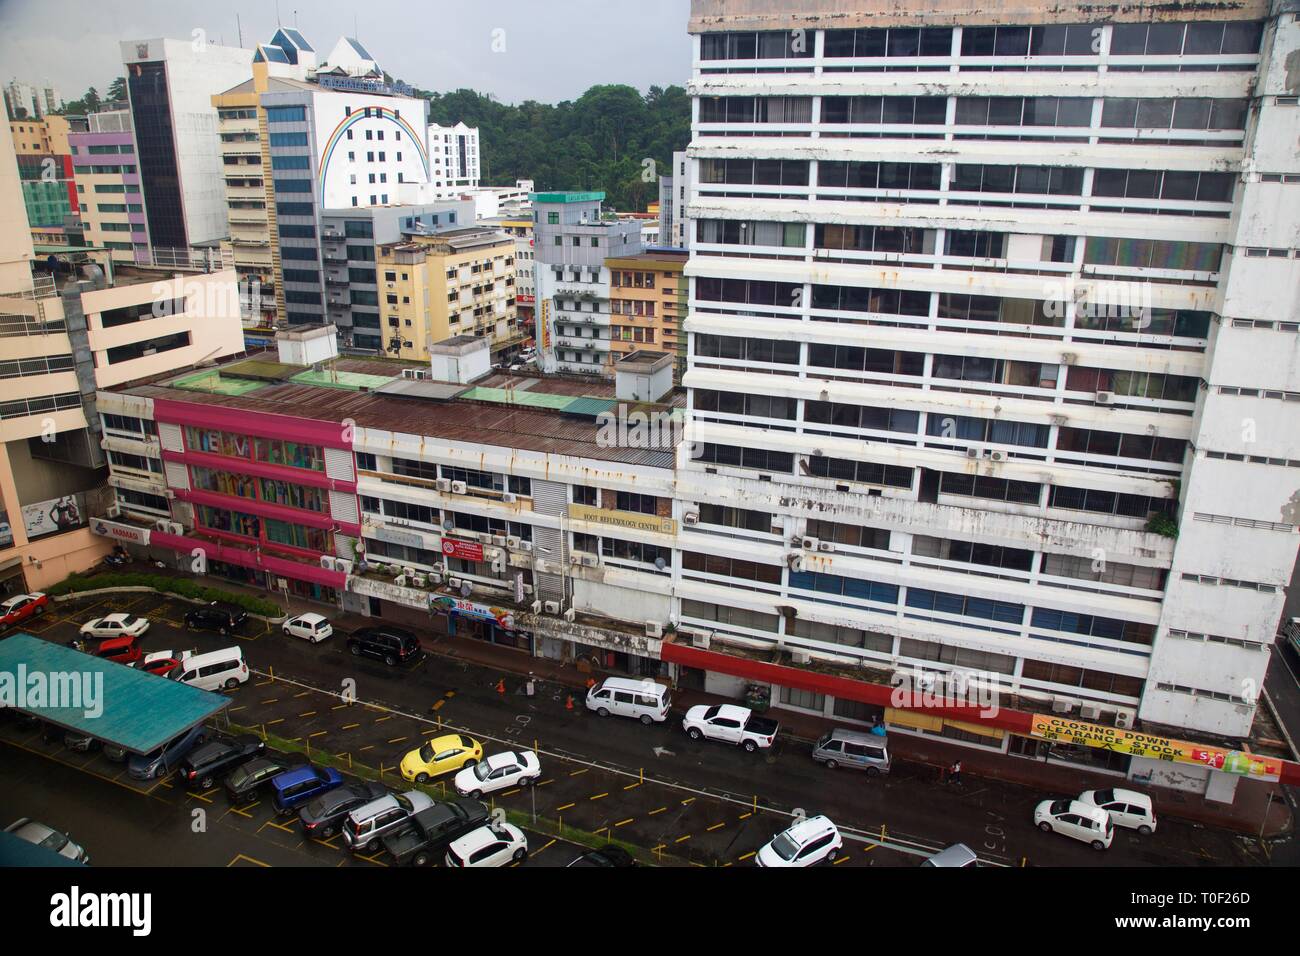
[0,634,229,755]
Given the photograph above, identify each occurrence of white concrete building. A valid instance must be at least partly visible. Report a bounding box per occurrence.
[681,0,1300,760]
[427,122,480,193]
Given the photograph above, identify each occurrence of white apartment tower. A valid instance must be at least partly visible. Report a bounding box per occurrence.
[428,122,481,193]
[682,0,1300,745]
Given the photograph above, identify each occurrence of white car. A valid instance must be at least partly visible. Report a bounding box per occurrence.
[445,822,528,867]
[79,613,150,639]
[756,815,843,867]
[1033,798,1114,850]
[282,612,333,643]
[1078,788,1157,834]
[4,818,88,863]
[453,750,541,798]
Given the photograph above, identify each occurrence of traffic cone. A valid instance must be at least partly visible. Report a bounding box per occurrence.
[565,694,575,712]
[496,678,506,695]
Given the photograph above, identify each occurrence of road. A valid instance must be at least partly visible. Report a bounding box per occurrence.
[3,590,1282,868]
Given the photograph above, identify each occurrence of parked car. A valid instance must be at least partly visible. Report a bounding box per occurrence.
[343,791,436,853]
[132,649,194,678]
[78,613,150,639]
[1033,799,1114,850]
[1078,788,1157,834]
[69,634,143,665]
[921,844,979,868]
[811,728,891,776]
[62,731,99,753]
[184,601,247,636]
[224,755,298,805]
[381,799,490,866]
[127,725,208,780]
[585,677,671,724]
[400,733,482,783]
[453,750,541,799]
[445,822,528,868]
[170,646,248,691]
[299,781,388,840]
[282,613,333,643]
[271,764,345,816]
[177,735,266,790]
[0,592,48,631]
[4,818,88,863]
[566,845,636,868]
[346,624,423,667]
[756,816,843,867]
[682,704,779,752]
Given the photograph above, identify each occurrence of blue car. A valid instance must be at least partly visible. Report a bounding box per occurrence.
[127,725,208,780]
[271,764,345,816]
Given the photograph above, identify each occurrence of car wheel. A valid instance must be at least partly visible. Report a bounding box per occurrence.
[384,654,397,666]
[1038,822,1052,833]
[414,852,430,867]
[470,790,483,800]
[349,643,360,656]
[34,605,44,615]
[512,848,527,862]
[824,759,839,770]
[282,627,290,636]
[687,728,702,740]
[597,707,610,718]
[827,847,839,862]
[640,714,653,726]
[366,838,379,853]
[1091,840,1106,851]
[865,767,880,778]
[320,823,337,839]
[224,678,239,690]
[200,775,214,790]
[742,740,757,753]
[525,775,539,787]
[1138,825,1152,835]
[220,627,230,636]
[416,773,429,784]
[462,758,478,769]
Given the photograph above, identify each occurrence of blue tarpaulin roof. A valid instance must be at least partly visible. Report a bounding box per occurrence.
[0,634,229,755]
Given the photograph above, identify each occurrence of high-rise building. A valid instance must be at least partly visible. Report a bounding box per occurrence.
[532,191,642,377]
[606,250,687,379]
[427,122,480,193]
[680,0,1300,772]
[9,116,78,228]
[657,150,691,249]
[68,110,148,263]
[120,38,254,250]
[4,80,60,120]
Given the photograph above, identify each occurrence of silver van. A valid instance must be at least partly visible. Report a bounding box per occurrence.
[585,677,671,725]
[811,728,890,775]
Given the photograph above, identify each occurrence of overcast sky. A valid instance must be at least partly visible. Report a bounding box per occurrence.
[0,0,694,104]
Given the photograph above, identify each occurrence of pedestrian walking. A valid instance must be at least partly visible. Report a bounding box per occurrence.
[948,760,963,786]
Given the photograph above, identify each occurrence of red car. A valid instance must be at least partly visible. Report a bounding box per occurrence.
[70,634,143,665]
[0,592,49,631]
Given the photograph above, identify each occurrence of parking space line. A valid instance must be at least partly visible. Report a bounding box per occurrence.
[623,782,641,790]
[308,731,327,739]
[262,698,279,705]
[387,737,407,745]
[341,723,360,731]
[674,835,691,844]
[589,792,608,801]
[299,711,317,719]
[294,691,312,698]
[535,838,556,854]
[227,854,269,867]
[331,703,350,711]
[680,797,695,806]
[259,819,296,834]
[569,768,589,777]
[738,812,752,820]
[706,822,725,832]
[833,855,850,864]
[648,806,668,816]
[738,851,756,862]
[615,818,634,827]
[556,802,576,811]
[266,718,284,726]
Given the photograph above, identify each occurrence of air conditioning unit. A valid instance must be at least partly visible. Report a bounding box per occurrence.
[411,574,427,588]
[581,554,598,568]
[687,629,711,649]
[1114,707,1137,730]
[645,621,663,638]
[448,577,464,590]
[506,535,521,549]
[530,600,542,614]
[563,608,577,622]
[105,504,121,519]
[320,556,337,571]
[154,518,171,531]
[965,447,980,459]
[435,478,452,492]
[167,522,183,535]
[502,492,517,504]
[335,559,354,575]
[570,554,583,566]
[544,600,561,615]
[683,510,700,526]
[451,481,468,494]
[522,584,534,596]
[817,541,834,552]
[791,650,811,665]
[163,489,176,499]
[491,535,507,547]
[801,536,819,551]
[394,574,407,587]
[990,451,1006,462]
[403,567,417,579]
[1080,702,1103,720]
[1051,696,1076,714]
[519,540,533,553]
[1096,391,1114,405]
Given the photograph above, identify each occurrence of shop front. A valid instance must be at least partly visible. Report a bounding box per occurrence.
[432,595,533,654]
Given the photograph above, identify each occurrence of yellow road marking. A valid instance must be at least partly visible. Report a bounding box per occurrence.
[266,718,284,726]
[674,834,691,844]
[833,855,850,865]
[589,792,608,801]
[262,698,279,705]
[680,797,695,805]
[260,818,296,834]
[862,844,877,853]
[387,737,407,745]
[431,700,445,711]
[374,715,394,723]
[299,711,317,718]
[706,822,725,832]
[294,691,312,698]
[341,723,360,731]
[227,854,269,867]
[569,768,589,777]
[738,812,752,820]
[615,818,634,827]
[648,806,668,816]
[309,731,328,739]
[537,838,555,853]
[331,703,349,711]
[503,789,521,797]
[623,782,641,790]
[556,802,576,811]
[738,851,756,861]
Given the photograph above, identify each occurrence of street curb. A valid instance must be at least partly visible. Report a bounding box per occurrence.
[53,586,289,625]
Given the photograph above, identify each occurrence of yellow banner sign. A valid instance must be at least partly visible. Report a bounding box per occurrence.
[1030,714,1282,779]
[568,503,676,535]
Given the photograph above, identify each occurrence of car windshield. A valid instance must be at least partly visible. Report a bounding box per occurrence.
[1049,799,1070,815]
[418,743,435,762]
[35,831,68,851]
[769,831,800,861]
[473,762,491,781]
[703,705,720,720]
[1094,789,1115,804]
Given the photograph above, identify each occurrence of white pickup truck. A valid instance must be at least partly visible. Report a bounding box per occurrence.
[682,704,779,752]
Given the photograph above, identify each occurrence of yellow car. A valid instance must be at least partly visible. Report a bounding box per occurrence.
[401,734,483,783]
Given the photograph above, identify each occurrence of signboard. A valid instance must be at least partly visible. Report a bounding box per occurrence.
[568,503,676,536]
[1029,714,1283,780]
[430,595,517,632]
[371,525,428,549]
[22,494,85,539]
[441,538,484,562]
[539,299,551,353]
[90,519,151,546]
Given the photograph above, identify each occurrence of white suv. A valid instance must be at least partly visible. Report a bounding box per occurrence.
[1033,798,1114,850]
[756,815,843,867]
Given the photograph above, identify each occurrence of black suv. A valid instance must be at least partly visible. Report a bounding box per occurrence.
[184,602,248,636]
[178,735,266,790]
[382,799,489,867]
[347,624,422,667]
[566,844,637,867]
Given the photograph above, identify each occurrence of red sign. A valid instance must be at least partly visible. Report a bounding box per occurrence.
[441,538,484,562]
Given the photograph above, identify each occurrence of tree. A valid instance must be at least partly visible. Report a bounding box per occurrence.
[107,77,126,103]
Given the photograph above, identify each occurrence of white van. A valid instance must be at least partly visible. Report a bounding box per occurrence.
[585,677,671,725]
[1033,798,1114,850]
[171,646,249,691]
[1079,788,1157,834]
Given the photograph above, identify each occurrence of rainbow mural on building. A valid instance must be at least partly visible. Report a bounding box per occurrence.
[316,105,430,194]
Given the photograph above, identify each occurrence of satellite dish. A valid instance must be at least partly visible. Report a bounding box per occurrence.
[442,519,455,531]
[654,557,667,571]
[459,582,472,598]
